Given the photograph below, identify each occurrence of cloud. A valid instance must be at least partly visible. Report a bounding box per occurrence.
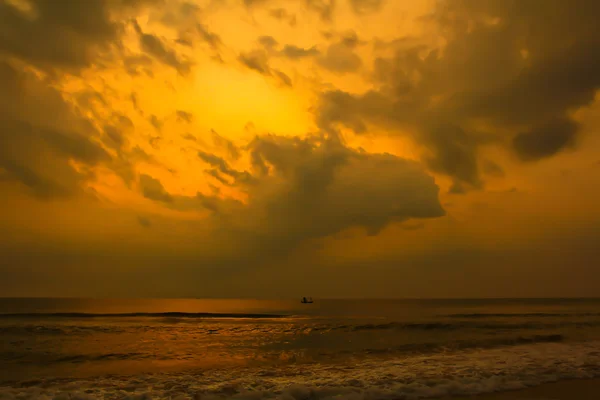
[239,49,271,74]
[317,36,362,73]
[305,0,336,21]
[244,0,270,7]
[176,110,194,123]
[0,0,155,70]
[182,133,198,142]
[316,0,600,191]
[211,130,240,160]
[281,45,320,59]
[193,134,444,249]
[139,174,173,203]
[513,117,579,161]
[0,61,110,199]
[129,133,444,262]
[133,20,192,75]
[268,8,297,26]
[238,49,293,87]
[196,23,222,50]
[349,0,384,14]
[258,35,279,50]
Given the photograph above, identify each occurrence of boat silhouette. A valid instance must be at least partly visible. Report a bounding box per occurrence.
[301,297,313,304]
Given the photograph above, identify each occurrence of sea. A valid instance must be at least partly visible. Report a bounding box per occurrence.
[1,298,600,399]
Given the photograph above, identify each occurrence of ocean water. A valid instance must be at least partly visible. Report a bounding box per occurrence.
[1,298,600,399]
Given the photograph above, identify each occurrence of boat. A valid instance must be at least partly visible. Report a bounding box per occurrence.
[301,297,313,304]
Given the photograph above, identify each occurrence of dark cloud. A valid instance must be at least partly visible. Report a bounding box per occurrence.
[0,0,156,70]
[272,69,292,87]
[182,133,197,142]
[198,150,253,185]
[159,1,200,27]
[305,0,336,21]
[513,117,579,162]
[176,110,194,123]
[282,45,320,59]
[229,134,444,243]
[149,115,162,130]
[0,0,115,68]
[211,130,240,160]
[317,0,600,190]
[317,38,362,73]
[123,54,154,77]
[0,61,110,199]
[259,36,279,50]
[139,174,173,203]
[102,115,134,150]
[133,20,192,75]
[482,160,505,178]
[196,23,222,50]
[239,49,271,75]
[128,132,444,260]
[238,50,293,87]
[104,125,126,149]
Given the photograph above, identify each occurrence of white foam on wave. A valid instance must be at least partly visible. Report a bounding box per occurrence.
[2,341,600,399]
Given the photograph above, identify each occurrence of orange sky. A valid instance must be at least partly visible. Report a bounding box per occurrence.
[1,0,600,298]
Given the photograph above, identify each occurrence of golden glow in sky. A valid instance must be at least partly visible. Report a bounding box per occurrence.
[1,0,600,298]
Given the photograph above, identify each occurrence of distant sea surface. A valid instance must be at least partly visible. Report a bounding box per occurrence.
[2,298,600,399]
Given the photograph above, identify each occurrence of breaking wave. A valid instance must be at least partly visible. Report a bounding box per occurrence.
[2,341,600,399]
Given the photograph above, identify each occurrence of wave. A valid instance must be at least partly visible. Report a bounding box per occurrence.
[2,341,600,399]
[0,312,289,319]
[353,334,566,357]
[318,320,600,333]
[447,312,600,318]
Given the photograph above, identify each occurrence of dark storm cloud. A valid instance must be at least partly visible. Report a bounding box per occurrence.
[0,62,110,199]
[317,0,600,190]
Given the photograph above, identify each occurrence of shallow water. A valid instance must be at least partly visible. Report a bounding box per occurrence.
[1,298,600,399]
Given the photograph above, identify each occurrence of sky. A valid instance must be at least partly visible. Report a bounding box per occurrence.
[1,0,600,298]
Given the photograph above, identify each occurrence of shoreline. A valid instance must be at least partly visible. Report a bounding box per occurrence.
[446,378,600,399]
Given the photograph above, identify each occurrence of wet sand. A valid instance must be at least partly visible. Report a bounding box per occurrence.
[448,378,600,399]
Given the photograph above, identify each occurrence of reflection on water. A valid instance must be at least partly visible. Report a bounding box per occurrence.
[2,298,600,383]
